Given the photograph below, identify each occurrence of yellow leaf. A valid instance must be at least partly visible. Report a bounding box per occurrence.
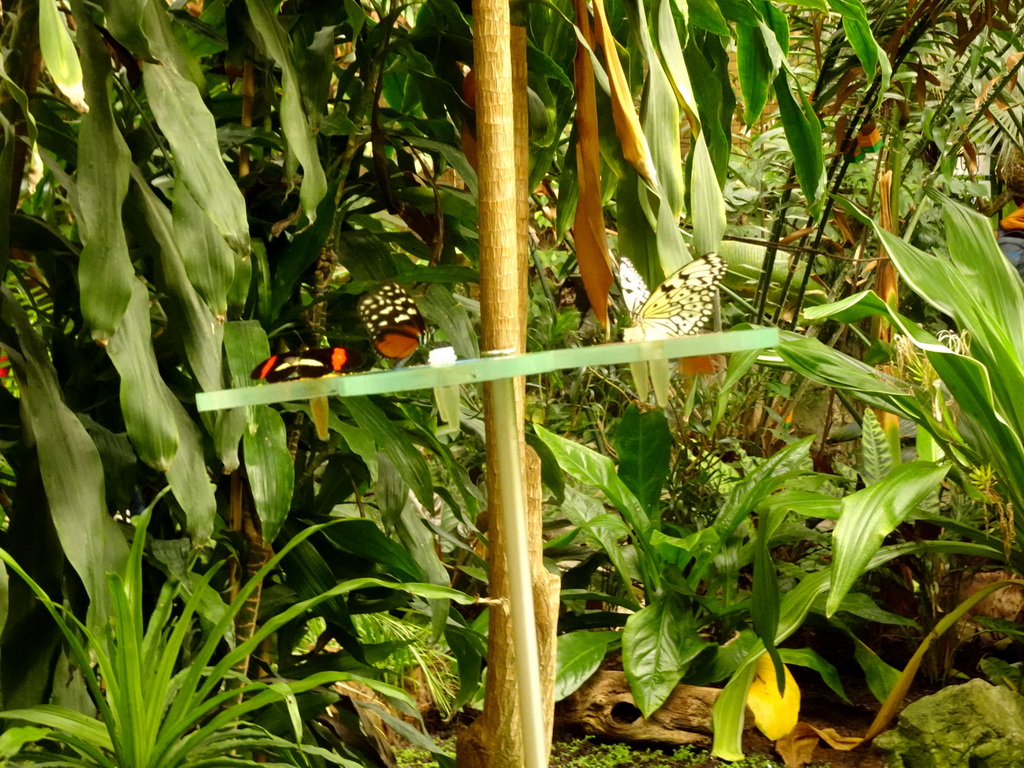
[591,0,657,185]
[747,654,800,740]
[310,397,330,441]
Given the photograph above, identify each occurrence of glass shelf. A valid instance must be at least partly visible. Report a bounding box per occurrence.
[195,327,779,411]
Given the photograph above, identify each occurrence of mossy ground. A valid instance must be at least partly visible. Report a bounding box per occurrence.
[394,735,835,768]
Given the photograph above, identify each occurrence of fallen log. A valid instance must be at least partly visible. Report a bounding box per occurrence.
[556,670,752,746]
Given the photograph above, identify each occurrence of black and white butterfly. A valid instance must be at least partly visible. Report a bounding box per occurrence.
[618,253,726,341]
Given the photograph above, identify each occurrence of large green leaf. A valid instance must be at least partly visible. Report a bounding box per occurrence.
[224,321,295,542]
[106,279,180,472]
[244,406,294,544]
[561,488,641,608]
[611,404,671,516]
[633,0,684,218]
[0,290,128,628]
[172,184,235,320]
[683,33,733,181]
[554,630,619,701]
[71,0,133,341]
[858,408,892,486]
[773,70,824,217]
[143,61,250,256]
[622,594,709,716]
[245,0,328,220]
[534,424,651,540]
[827,461,948,615]
[801,288,1024,517]
[828,0,890,98]
[689,436,814,585]
[735,21,779,126]
[751,516,783,690]
[165,400,218,545]
[318,520,423,583]
[346,397,436,510]
[129,171,225,394]
[39,0,84,108]
[689,131,726,254]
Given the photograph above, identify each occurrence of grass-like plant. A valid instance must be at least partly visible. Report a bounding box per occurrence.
[0,506,470,767]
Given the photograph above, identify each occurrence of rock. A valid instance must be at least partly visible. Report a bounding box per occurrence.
[874,678,1024,768]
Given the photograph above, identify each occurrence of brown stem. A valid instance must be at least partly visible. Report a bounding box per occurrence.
[239,59,254,179]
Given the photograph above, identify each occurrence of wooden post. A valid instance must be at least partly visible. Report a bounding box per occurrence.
[455,0,557,766]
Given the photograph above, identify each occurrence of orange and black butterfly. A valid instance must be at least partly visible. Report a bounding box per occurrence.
[250,347,361,383]
[357,282,425,359]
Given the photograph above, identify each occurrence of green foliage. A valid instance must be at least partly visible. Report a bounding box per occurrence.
[0,507,465,767]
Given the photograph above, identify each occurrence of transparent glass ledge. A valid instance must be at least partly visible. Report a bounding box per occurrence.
[196,328,779,412]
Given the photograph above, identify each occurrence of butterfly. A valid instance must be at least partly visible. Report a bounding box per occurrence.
[250,347,362,383]
[357,282,426,359]
[618,253,726,341]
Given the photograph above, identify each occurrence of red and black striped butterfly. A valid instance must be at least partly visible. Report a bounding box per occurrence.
[357,282,425,360]
[250,347,361,383]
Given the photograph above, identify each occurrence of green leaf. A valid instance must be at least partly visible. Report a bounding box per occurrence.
[778,648,849,703]
[0,705,113,751]
[751,520,783,691]
[851,634,899,702]
[633,0,684,219]
[172,184,235,320]
[346,397,434,509]
[129,171,225,394]
[318,519,423,583]
[760,489,841,519]
[143,61,250,256]
[690,131,726,253]
[773,70,824,217]
[654,0,698,124]
[555,631,619,701]
[39,0,84,108]
[244,406,295,544]
[0,725,52,758]
[418,284,481,361]
[735,24,773,125]
[165,401,218,545]
[859,408,892,486]
[611,405,671,515]
[526,430,565,504]
[0,297,129,628]
[245,0,328,220]
[827,461,949,615]
[623,594,709,716]
[105,278,180,472]
[562,488,642,607]
[71,0,134,341]
[683,33,733,184]
[534,424,651,540]
[691,436,813,584]
[828,0,889,97]
[685,0,730,33]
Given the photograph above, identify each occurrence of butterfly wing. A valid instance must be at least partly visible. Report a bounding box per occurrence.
[251,347,360,383]
[358,282,426,359]
[618,257,651,322]
[634,253,726,339]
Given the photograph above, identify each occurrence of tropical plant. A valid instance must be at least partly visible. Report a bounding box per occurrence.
[536,396,948,722]
[0,0,483,720]
[778,195,1024,569]
[0,507,470,767]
